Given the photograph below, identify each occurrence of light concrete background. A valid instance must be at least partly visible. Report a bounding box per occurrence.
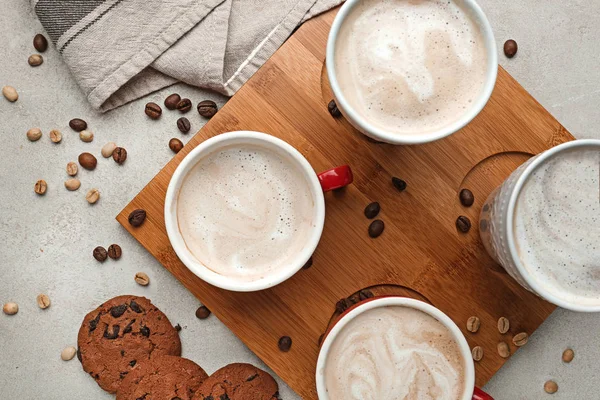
[1,1,599,399]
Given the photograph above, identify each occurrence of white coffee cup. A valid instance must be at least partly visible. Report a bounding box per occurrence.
[326,0,498,145]
[164,131,353,292]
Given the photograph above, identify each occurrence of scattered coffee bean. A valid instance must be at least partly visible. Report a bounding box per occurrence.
[78,152,97,170]
[278,336,292,352]
[113,147,127,164]
[459,189,475,207]
[368,219,385,238]
[101,142,117,158]
[497,317,510,334]
[497,341,510,358]
[33,34,48,52]
[134,272,150,286]
[34,179,47,195]
[36,294,51,309]
[64,178,81,191]
[107,244,122,260]
[93,246,108,262]
[364,202,380,219]
[86,188,100,204]
[177,117,191,133]
[145,102,162,119]
[472,346,483,362]
[2,302,18,315]
[66,162,78,176]
[164,93,181,110]
[335,298,352,314]
[512,332,528,347]
[466,316,481,333]
[27,127,42,142]
[2,86,18,102]
[79,130,94,142]
[544,380,558,394]
[562,348,574,363]
[197,100,218,118]
[358,289,374,300]
[504,39,518,58]
[169,138,184,153]
[456,216,472,233]
[128,209,146,227]
[28,54,43,67]
[392,177,407,192]
[49,129,62,143]
[302,256,313,270]
[328,100,341,118]
[195,305,211,319]
[61,346,77,361]
[69,118,87,132]
[176,98,192,113]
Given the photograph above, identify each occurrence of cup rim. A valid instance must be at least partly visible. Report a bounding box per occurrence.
[315,296,475,399]
[326,0,498,145]
[164,131,325,292]
[505,139,600,311]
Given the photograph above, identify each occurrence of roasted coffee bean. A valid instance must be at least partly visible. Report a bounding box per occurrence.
[2,86,18,102]
[544,380,558,394]
[504,39,518,58]
[113,147,127,164]
[129,300,143,313]
[164,93,181,110]
[497,341,510,358]
[456,216,471,233]
[140,326,150,337]
[33,34,48,52]
[78,152,97,170]
[61,346,77,361]
[36,294,51,309]
[197,100,218,118]
[128,209,146,227]
[364,202,380,219]
[195,306,211,319]
[177,117,191,133]
[104,325,120,339]
[69,118,87,132]
[368,220,385,238]
[135,272,150,286]
[392,177,407,192]
[34,179,47,195]
[110,304,128,318]
[512,332,528,347]
[145,102,162,119]
[335,298,351,314]
[107,244,122,260]
[466,316,481,333]
[302,256,313,270]
[348,293,361,305]
[328,100,341,118]
[176,98,192,113]
[358,289,374,301]
[459,189,475,207]
[562,348,574,363]
[93,246,108,262]
[28,54,43,67]
[472,346,483,362]
[169,138,184,153]
[278,336,292,352]
[497,317,510,334]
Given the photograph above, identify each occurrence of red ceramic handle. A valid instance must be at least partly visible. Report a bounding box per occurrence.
[473,387,494,400]
[317,165,353,192]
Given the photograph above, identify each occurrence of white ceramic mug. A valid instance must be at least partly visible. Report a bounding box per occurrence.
[480,139,600,312]
[326,0,498,144]
[164,131,353,292]
[316,296,493,400]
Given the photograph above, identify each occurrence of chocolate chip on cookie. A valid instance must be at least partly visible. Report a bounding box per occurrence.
[192,363,280,400]
[116,355,208,400]
[77,295,182,393]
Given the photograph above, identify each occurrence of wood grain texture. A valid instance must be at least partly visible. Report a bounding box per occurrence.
[117,7,573,399]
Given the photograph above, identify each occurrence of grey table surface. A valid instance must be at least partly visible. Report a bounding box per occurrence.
[1,1,599,399]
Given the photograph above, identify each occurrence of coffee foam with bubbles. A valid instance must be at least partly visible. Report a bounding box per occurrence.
[514,145,600,306]
[177,144,315,282]
[324,306,466,400]
[334,0,487,135]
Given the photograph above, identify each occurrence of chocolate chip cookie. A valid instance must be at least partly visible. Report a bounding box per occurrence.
[77,295,181,393]
[117,355,208,400]
[192,363,280,400]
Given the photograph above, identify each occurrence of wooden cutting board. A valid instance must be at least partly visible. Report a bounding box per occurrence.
[117,7,573,399]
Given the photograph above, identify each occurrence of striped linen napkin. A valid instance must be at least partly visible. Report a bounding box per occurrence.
[32,0,341,112]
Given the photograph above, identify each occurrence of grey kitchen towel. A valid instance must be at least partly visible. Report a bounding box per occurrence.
[32,0,342,112]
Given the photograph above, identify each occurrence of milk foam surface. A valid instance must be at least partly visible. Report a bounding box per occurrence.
[514,146,600,306]
[177,144,315,282]
[334,0,487,135]
[324,306,465,400]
